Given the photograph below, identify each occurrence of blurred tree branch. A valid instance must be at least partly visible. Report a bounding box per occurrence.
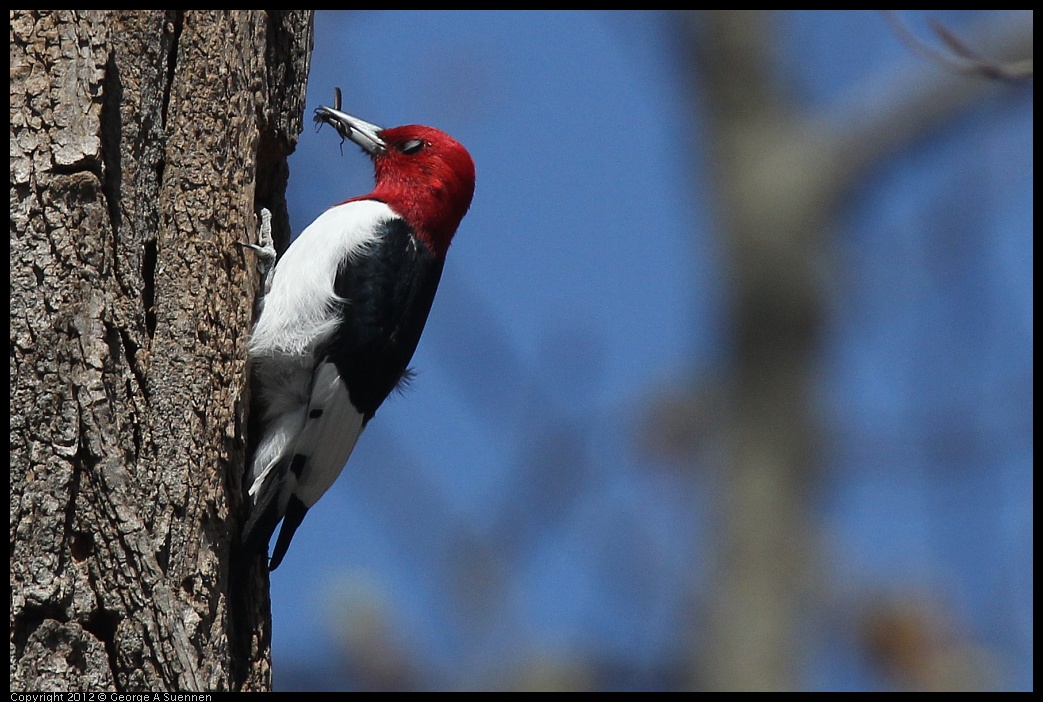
[883,10,1033,81]
[665,9,1031,691]
[829,11,1032,198]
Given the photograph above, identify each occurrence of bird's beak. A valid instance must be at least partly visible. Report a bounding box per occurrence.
[314,106,387,156]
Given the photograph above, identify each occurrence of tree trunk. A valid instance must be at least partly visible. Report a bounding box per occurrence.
[10,10,312,691]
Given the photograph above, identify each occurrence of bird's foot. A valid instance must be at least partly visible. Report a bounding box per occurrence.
[238,208,276,294]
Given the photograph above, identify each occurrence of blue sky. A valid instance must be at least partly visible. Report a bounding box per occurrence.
[270,10,1032,691]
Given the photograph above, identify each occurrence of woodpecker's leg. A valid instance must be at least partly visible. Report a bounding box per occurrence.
[238,208,276,296]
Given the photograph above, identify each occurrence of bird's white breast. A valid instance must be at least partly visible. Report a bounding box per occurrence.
[247,199,399,358]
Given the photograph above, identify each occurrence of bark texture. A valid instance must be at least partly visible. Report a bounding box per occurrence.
[10,10,312,692]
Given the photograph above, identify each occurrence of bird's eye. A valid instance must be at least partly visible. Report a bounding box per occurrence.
[400,139,426,155]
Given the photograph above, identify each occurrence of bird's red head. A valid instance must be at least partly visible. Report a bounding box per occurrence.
[370,124,475,259]
[315,106,475,259]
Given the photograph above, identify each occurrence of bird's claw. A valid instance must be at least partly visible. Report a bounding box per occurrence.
[238,208,276,294]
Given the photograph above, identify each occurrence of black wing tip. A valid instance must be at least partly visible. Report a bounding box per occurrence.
[267,496,309,572]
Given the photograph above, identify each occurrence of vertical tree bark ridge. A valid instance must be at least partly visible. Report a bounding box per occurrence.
[10,10,313,692]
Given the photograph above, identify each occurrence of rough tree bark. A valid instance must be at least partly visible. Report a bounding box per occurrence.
[10,10,312,691]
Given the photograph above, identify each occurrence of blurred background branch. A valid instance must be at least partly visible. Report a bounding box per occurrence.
[883,10,1032,81]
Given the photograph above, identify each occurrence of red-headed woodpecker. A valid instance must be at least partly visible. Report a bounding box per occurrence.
[239,103,475,571]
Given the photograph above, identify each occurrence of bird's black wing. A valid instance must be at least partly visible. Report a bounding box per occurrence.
[324,215,444,423]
